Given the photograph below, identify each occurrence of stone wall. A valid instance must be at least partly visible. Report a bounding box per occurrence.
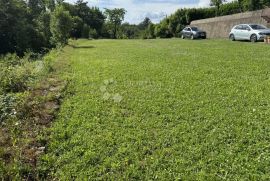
[190,8,270,39]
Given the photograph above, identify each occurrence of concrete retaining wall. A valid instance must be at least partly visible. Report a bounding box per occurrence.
[190,8,270,39]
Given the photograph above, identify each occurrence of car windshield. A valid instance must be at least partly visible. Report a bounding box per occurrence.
[191,27,199,31]
[250,24,266,30]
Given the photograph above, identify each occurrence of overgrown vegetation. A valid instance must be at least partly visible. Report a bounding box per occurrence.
[40,39,270,180]
[0,48,70,179]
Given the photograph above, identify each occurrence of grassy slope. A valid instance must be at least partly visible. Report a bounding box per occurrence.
[42,39,270,180]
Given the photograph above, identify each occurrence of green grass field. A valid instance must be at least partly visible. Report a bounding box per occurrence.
[41,39,270,180]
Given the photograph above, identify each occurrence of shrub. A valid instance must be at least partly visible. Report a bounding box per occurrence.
[42,49,60,73]
[154,24,172,38]
[0,94,16,122]
[0,61,35,93]
[0,49,58,94]
[89,28,98,39]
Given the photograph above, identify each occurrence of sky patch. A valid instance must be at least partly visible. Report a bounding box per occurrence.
[65,0,220,24]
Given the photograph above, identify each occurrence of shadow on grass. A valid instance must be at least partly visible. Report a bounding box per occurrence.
[68,44,95,49]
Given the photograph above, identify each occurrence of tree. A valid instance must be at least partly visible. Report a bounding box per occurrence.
[119,23,140,39]
[30,11,52,52]
[81,24,90,38]
[104,8,126,39]
[154,21,172,38]
[70,16,84,39]
[210,0,226,16]
[143,23,156,39]
[237,0,244,12]
[89,28,98,39]
[45,0,56,11]
[27,0,46,19]
[0,0,56,55]
[75,0,89,22]
[88,7,105,36]
[138,17,152,30]
[27,0,55,52]
[64,0,105,37]
[0,0,30,55]
[50,5,72,45]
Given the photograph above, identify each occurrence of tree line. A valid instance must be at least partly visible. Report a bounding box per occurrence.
[1,0,270,56]
[0,0,128,56]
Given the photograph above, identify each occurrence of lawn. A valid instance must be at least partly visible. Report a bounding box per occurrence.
[41,39,270,180]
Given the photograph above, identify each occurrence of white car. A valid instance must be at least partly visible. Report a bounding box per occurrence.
[229,24,270,42]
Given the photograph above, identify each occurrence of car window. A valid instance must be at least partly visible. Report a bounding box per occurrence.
[191,27,198,31]
[187,28,191,31]
[250,24,266,30]
[242,25,250,31]
[235,25,242,30]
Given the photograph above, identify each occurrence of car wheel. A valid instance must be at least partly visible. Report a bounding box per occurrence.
[229,34,235,41]
[181,34,185,39]
[191,34,194,40]
[250,34,257,43]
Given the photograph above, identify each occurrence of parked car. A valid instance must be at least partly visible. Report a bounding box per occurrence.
[229,24,270,42]
[181,26,207,39]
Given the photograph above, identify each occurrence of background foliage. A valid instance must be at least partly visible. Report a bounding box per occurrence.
[1,0,270,55]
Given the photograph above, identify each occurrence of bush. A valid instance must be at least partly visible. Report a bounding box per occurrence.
[0,55,34,93]
[89,28,98,39]
[0,94,16,122]
[42,49,60,73]
[154,24,172,38]
[0,49,59,94]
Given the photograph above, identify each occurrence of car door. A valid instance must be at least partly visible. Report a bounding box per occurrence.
[186,28,192,38]
[233,25,243,40]
[182,28,188,38]
[241,25,252,40]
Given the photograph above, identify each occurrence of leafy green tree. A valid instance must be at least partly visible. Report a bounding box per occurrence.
[75,0,89,22]
[245,0,270,11]
[155,18,173,38]
[62,2,77,16]
[27,0,46,19]
[70,16,84,39]
[81,24,90,39]
[210,0,226,16]
[119,23,140,39]
[154,23,171,38]
[89,28,98,39]
[88,7,106,37]
[27,0,54,52]
[50,5,72,45]
[104,8,126,39]
[45,0,56,11]
[63,0,104,37]
[142,23,156,39]
[38,12,53,48]
[0,0,30,55]
[56,0,64,4]
[237,0,244,12]
[138,17,152,30]
[219,1,240,15]
[148,23,156,39]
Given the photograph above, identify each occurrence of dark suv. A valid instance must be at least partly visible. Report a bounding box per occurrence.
[181,26,207,39]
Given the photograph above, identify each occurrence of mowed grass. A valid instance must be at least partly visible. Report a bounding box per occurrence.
[42,39,270,180]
